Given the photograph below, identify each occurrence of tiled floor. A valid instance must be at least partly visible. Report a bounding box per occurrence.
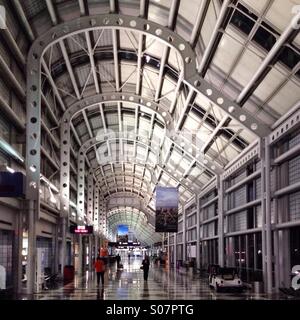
[22,258,288,300]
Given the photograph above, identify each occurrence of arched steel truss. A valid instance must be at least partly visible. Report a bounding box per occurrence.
[26,14,270,202]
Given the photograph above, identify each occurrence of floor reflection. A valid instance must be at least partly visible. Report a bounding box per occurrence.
[28,257,290,300]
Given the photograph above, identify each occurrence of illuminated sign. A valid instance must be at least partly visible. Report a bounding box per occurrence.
[70,225,93,234]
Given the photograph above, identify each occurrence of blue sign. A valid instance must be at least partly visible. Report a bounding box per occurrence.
[0,172,25,197]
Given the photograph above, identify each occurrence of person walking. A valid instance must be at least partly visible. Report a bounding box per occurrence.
[94,256,105,286]
[141,255,150,281]
[116,254,121,269]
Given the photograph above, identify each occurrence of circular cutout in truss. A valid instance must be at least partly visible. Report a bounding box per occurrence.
[155,29,162,36]
[90,18,96,26]
[30,149,37,156]
[217,98,224,105]
[63,183,67,188]
[206,89,212,96]
[130,20,137,27]
[162,112,167,117]
[31,85,37,92]
[179,43,185,51]
[29,181,37,189]
[30,117,37,123]
[146,102,152,107]
[239,114,246,122]
[103,18,110,25]
[144,24,150,31]
[185,57,192,64]
[228,106,235,113]
[129,96,134,101]
[194,80,201,87]
[116,18,123,26]
[251,123,258,131]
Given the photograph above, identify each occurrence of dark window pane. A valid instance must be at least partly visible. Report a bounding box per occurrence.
[230,9,255,35]
[279,46,300,70]
[253,26,277,51]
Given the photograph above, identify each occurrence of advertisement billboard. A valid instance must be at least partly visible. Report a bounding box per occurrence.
[117,225,129,243]
[155,187,178,232]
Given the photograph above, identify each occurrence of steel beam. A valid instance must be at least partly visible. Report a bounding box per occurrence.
[237,10,300,105]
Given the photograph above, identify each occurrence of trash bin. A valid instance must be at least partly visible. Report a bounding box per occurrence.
[63,265,75,282]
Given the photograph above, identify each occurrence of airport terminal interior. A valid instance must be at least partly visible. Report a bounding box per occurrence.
[0,0,300,300]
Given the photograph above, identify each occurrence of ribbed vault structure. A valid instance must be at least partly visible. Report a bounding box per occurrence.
[10,0,298,247]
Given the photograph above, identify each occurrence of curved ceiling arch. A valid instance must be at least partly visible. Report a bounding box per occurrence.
[107,208,161,245]
[26,6,273,206]
[96,175,153,200]
[106,199,155,226]
[62,92,173,129]
[34,14,192,77]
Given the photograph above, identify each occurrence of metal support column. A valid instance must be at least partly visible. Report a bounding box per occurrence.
[60,217,66,275]
[87,173,94,224]
[273,160,280,291]
[183,209,186,262]
[217,175,224,267]
[261,138,268,293]
[196,196,201,269]
[265,138,273,294]
[88,235,93,271]
[95,235,99,258]
[167,233,170,270]
[52,223,59,274]
[26,200,37,295]
[13,207,23,295]
[78,235,83,275]
[174,233,177,270]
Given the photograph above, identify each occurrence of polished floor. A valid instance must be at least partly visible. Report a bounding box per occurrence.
[18,257,292,300]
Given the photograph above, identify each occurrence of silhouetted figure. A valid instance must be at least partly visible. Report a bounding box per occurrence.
[116,254,121,268]
[141,255,150,281]
[96,288,104,300]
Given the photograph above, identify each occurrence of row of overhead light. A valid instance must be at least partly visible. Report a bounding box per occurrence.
[3,142,118,235]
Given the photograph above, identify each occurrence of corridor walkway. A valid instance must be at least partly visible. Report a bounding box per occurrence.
[28,257,284,300]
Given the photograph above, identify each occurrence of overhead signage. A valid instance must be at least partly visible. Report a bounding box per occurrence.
[70,225,93,234]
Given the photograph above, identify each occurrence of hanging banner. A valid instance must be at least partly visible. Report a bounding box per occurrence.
[155,187,178,232]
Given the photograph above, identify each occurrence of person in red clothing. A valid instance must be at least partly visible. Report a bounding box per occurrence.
[94,256,105,286]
